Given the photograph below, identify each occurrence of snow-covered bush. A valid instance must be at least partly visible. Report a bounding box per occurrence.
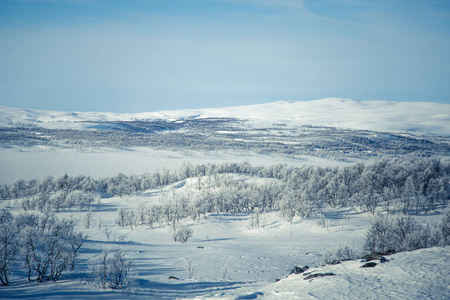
[173,225,193,243]
[364,213,449,254]
[364,214,418,253]
[316,213,329,230]
[91,249,136,292]
[323,245,359,265]
[440,206,450,245]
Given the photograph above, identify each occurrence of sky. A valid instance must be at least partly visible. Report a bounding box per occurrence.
[0,0,449,113]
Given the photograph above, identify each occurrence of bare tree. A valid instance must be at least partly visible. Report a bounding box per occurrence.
[18,213,85,282]
[185,257,198,279]
[0,210,18,285]
[91,249,136,292]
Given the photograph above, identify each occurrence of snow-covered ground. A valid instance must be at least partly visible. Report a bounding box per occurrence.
[0,174,448,299]
[0,146,367,184]
[1,98,449,134]
[0,99,449,299]
[221,246,450,300]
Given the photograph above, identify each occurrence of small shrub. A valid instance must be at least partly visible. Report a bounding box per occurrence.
[91,249,136,292]
[316,213,329,230]
[185,257,198,279]
[323,245,359,265]
[173,226,193,243]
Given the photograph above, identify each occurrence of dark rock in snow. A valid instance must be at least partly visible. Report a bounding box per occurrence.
[168,276,179,280]
[290,265,309,274]
[235,291,264,299]
[363,250,395,262]
[363,252,386,262]
[361,262,378,268]
[303,272,336,280]
[381,249,396,255]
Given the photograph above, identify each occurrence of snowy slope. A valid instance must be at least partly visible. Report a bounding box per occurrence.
[222,246,450,300]
[1,98,449,134]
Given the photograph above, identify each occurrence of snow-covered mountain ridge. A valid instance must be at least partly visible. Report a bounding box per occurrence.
[1,98,449,135]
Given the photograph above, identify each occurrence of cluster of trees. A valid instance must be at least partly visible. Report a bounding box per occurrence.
[0,208,136,290]
[323,206,450,265]
[17,190,96,214]
[273,157,449,218]
[100,157,449,239]
[0,161,258,201]
[0,210,85,285]
[2,157,449,223]
[364,208,450,254]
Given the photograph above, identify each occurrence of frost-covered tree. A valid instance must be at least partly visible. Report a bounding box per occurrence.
[17,213,85,282]
[91,249,136,291]
[0,210,18,285]
[363,213,449,254]
[440,206,450,245]
[116,208,127,227]
[172,222,193,243]
[364,214,417,253]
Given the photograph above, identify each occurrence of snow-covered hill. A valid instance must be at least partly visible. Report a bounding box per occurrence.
[222,246,450,300]
[1,98,449,134]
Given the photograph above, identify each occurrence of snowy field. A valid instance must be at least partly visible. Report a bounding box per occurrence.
[0,146,366,184]
[0,174,448,299]
[0,99,449,299]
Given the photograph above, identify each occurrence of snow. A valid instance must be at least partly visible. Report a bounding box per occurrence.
[1,98,449,134]
[0,146,366,184]
[219,246,450,300]
[0,98,449,299]
[1,176,448,299]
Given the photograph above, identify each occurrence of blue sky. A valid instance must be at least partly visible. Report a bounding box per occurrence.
[1,0,449,112]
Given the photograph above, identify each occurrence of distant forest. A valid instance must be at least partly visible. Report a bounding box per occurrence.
[2,118,449,159]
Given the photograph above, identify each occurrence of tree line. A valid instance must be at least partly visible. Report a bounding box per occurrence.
[1,157,448,219]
